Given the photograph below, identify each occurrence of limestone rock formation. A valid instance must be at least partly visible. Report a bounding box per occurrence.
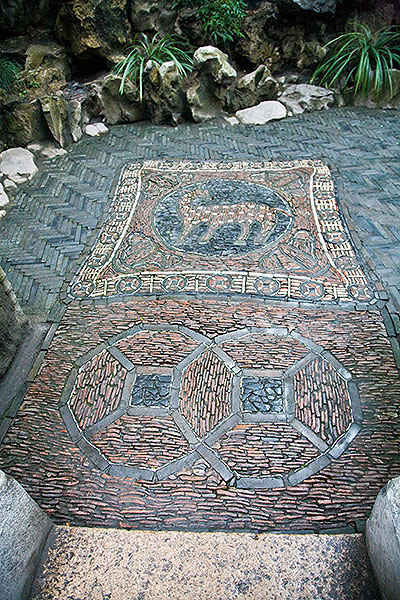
[235,3,278,68]
[0,147,38,183]
[229,65,280,112]
[279,83,335,114]
[68,99,85,143]
[146,61,187,125]
[55,0,132,65]
[277,0,338,13]
[186,80,223,123]
[128,0,176,37]
[0,0,61,37]
[39,93,72,147]
[2,99,50,147]
[193,46,237,84]
[22,67,67,102]
[87,74,143,125]
[187,46,236,122]
[25,42,71,78]
[235,101,287,125]
[235,3,326,73]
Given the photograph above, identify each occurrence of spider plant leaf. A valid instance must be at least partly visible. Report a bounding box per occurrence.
[115,32,193,99]
[312,22,400,97]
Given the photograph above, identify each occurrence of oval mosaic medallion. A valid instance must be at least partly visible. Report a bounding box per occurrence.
[153,178,293,256]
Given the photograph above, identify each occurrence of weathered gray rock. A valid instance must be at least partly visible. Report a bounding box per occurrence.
[225,115,240,125]
[187,46,236,122]
[27,142,68,159]
[185,83,218,122]
[0,147,38,182]
[277,0,338,13]
[235,100,287,125]
[229,65,280,111]
[39,93,71,147]
[88,74,143,125]
[279,83,335,115]
[68,99,84,143]
[55,0,132,64]
[85,122,109,136]
[3,179,17,192]
[0,469,53,600]
[0,267,28,377]
[366,476,400,600]
[146,61,186,125]
[0,182,9,208]
[25,42,71,78]
[193,46,237,84]
[277,73,301,86]
[186,80,224,123]
[128,0,176,36]
[2,99,51,147]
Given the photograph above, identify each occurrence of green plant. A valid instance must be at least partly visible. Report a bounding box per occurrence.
[27,79,41,89]
[114,33,193,101]
[173,0,247,44]
[0,58,20,92]
[199,0,247,44]
[311,23,400,98]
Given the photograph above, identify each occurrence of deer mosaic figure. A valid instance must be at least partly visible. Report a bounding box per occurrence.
[177,186,277,244]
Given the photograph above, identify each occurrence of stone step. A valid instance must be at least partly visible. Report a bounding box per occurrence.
[31,527,379,600]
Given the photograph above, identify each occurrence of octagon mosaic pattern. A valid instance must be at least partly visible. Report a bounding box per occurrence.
[60,324,361,488]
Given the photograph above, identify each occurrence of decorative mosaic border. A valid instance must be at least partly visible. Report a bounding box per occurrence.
[60,324,362,488]
[67,161,376,306]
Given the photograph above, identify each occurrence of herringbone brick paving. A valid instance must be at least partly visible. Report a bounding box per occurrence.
[1,111,400,535]
[0,107,399,315]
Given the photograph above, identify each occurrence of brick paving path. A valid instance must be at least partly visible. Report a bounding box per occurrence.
[0,108,399,533]
[0,108,399,316]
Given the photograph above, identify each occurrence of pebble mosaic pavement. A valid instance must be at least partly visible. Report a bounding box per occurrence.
[0,108,399,532]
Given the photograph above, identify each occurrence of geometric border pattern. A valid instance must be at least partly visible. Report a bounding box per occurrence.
[67,160,377,306]
[60,324,362,489]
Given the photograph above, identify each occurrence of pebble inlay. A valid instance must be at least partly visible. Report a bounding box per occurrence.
[294,357,353,445]
[69,161,376,306]
[1,158,398,533]
[69,350,126,431]
[130,374,171,408]
[242,377,284,413]
[179,349,232,438]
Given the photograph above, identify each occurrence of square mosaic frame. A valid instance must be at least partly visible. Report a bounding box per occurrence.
[68,160,376,306]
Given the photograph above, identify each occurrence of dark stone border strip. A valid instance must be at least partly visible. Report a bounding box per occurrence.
[237,476,285,489]
[291,419,329,453]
